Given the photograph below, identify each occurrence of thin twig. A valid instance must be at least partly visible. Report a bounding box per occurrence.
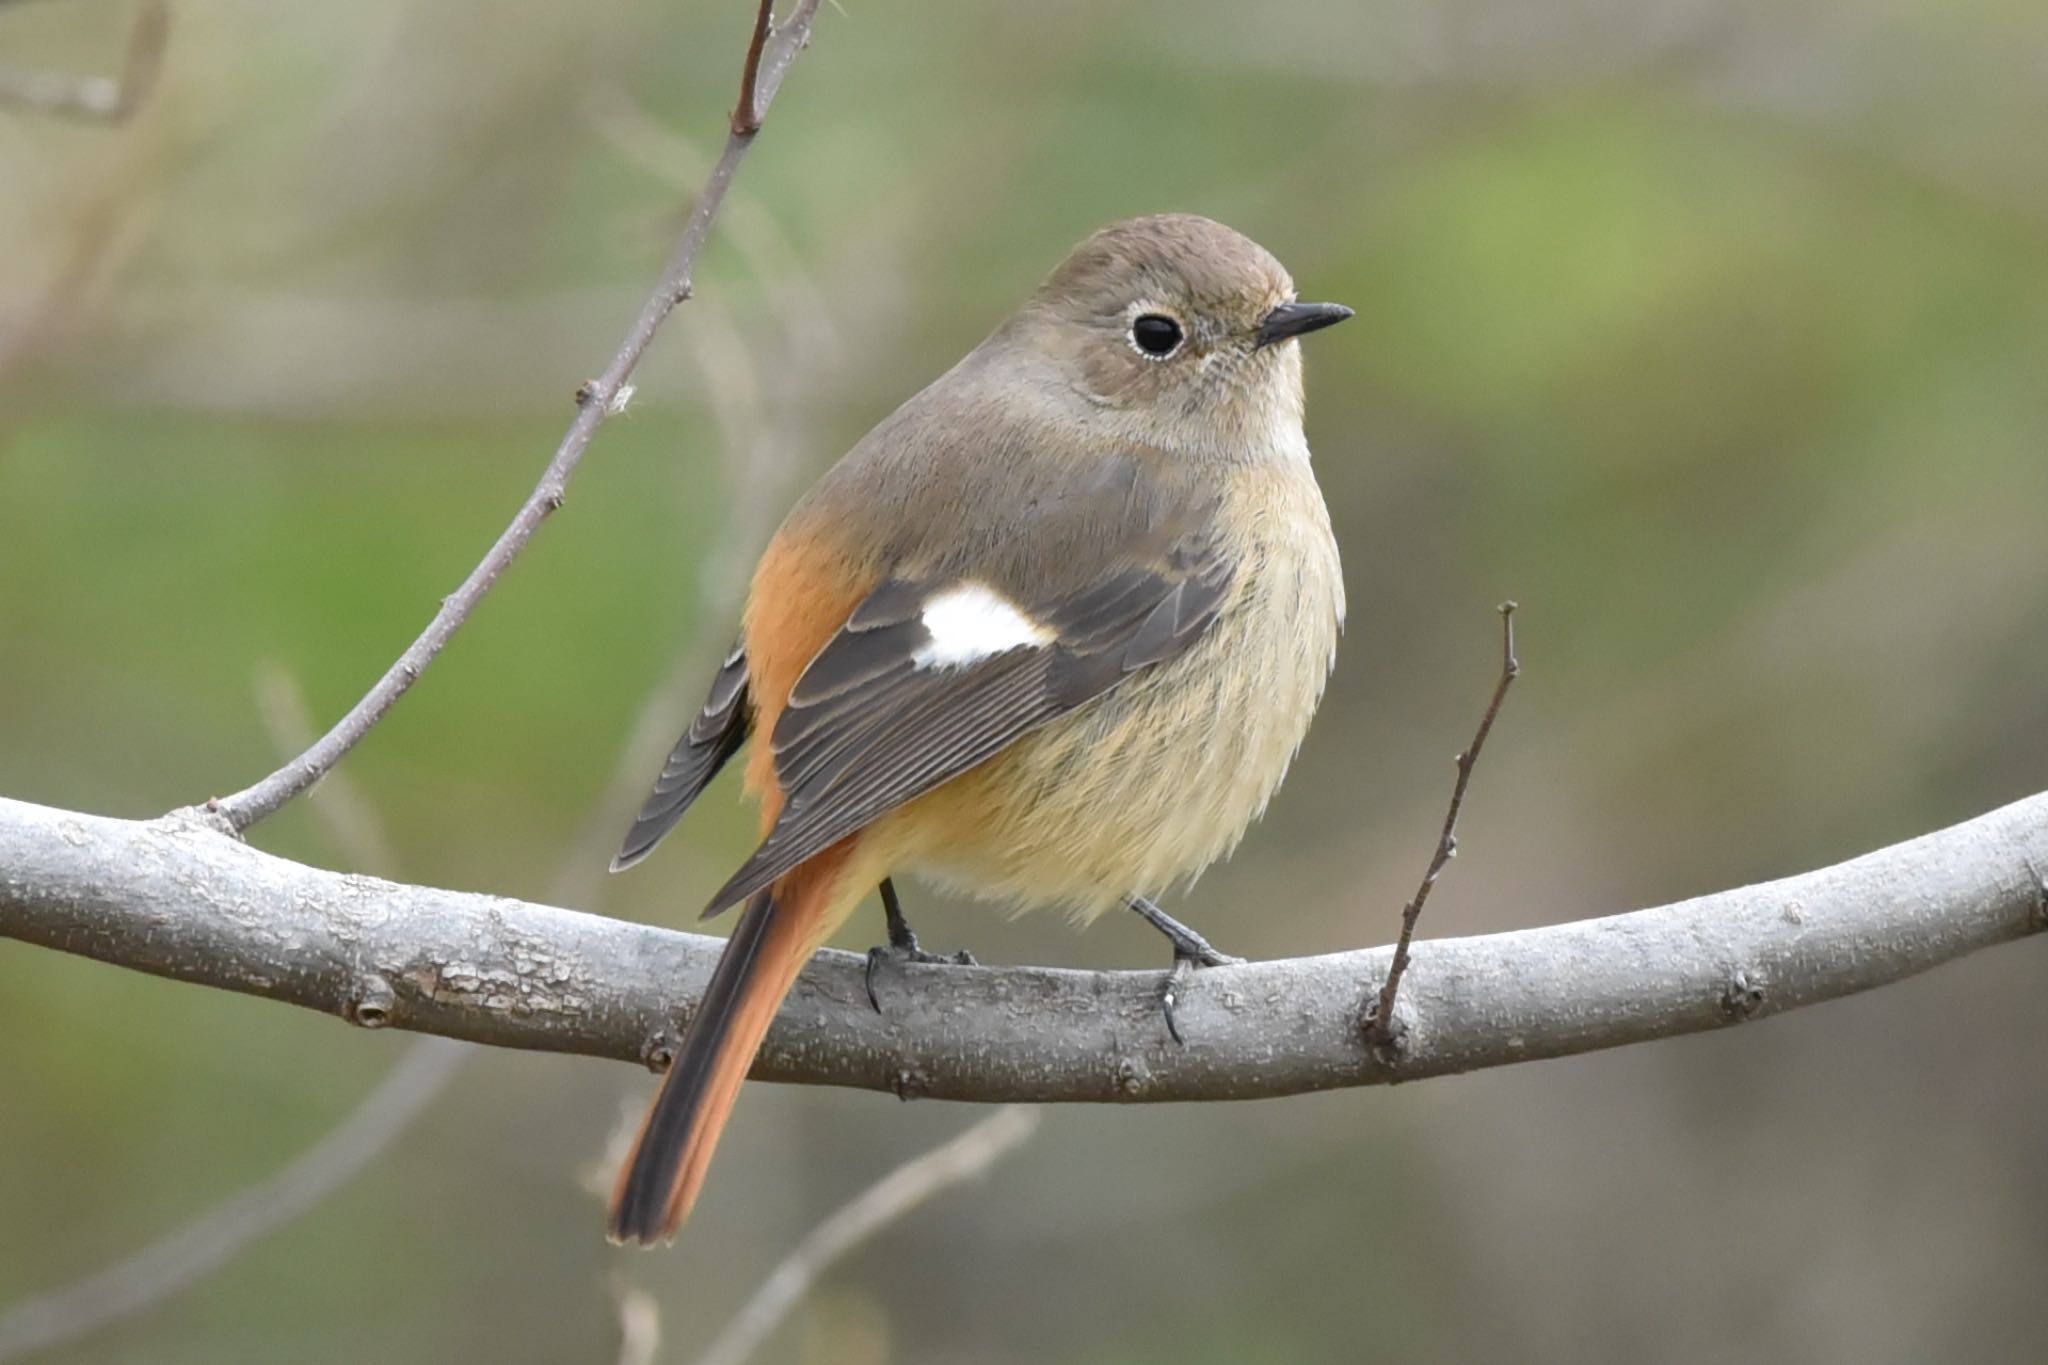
[550,189,816,907]
[731,0,775,136]
[693,1108,1041,1365]
[0,1036,467,1363]
[0,0,168,122]
[1367,602,1520,1054]
[251,662,401,876]
[208,0,826,833]
[546,307,804,910]
[582,85,843,379]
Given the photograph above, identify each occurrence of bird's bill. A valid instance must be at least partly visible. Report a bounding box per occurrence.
[1254,301,1354,348]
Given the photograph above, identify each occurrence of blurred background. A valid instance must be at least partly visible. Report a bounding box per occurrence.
[4,0,2046,1360]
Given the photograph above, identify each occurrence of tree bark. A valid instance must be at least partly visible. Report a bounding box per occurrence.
[2,792,2042,1101]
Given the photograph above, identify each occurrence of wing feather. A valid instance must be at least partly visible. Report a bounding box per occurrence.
[702,535,1234,914]
[612,642,752,871]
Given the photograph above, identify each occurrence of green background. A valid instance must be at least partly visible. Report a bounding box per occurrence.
[3,0,2046,1361]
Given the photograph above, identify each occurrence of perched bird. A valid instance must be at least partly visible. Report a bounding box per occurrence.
[607,213,1349,1244]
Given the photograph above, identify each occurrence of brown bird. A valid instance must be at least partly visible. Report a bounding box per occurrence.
[607,213,1349,1244]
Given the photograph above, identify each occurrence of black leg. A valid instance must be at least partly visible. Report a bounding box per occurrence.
[1128,895,1245,1045]
[864,878,976,1012]
[1126,895,1242,968]
[880,877,920,953]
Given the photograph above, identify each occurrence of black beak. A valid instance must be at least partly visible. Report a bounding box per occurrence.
[1255,300,1354,349]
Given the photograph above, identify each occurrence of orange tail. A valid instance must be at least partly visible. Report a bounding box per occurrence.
[608,853,852,1245]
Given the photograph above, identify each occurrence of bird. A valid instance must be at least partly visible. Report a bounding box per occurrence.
[605,213,1350,1245]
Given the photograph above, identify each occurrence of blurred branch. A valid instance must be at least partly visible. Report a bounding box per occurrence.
[3,790,2044,1100]
[0,667,464,1365]
[551,301,811,911]
[0,1036,466,1364]
[583,84,842,367]
[207,0,825,833]
[0,0,168,123]
[694,1108,1041,1365]
[0,3,168,382]
[0,164,134,380]
[611,1278,662,1365]
[1367,602,1518,1054]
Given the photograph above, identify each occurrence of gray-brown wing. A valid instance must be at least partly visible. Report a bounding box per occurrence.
[702,540,1233,914]
[612,641,751,871]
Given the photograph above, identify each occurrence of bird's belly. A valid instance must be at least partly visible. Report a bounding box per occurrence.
[883,480,1343,919]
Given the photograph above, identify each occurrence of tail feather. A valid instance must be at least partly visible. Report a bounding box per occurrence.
[609,851,854,1245]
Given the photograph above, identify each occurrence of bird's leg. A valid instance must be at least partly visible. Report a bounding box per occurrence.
[1127,894,1242,967]
[1127,894,1246,1045]
[879,877,927,955]
[864,877,977,1012]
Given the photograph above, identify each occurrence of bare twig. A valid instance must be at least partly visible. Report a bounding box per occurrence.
[731,0,776,136]
[208,0,826,833]
[694,1108,1041,1365]
[1368,602,1519,1052]
[551,238,814,906]
[0,1035,466,1363]
[582,85,842,382]
[4,788,2044,1100]
[0,0,168,122]
[547,312,801,910]
[251,662,402,876]
[559,85,865,909]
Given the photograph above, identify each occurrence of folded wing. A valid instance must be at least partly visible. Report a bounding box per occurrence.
[703,535,1234,914]
[612,642,752,871]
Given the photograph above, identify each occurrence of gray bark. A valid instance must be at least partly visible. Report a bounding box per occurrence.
[1,792,2042,1101]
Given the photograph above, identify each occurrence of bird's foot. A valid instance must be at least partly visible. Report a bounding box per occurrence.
[863,940,977,1013]
[865,878,977,1012]
[1128,896,1245,1044]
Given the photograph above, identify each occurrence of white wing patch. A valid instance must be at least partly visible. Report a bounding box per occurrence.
[912,583,1053,669]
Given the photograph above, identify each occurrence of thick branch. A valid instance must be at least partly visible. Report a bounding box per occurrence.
[2,793,2042,1101]
[209,0,823,832]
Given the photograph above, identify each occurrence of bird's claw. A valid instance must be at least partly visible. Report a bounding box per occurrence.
[864,941,978,1013]
[1158,945,1244,1045]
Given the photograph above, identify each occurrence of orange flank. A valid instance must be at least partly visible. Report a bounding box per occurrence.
[739,530,874,816]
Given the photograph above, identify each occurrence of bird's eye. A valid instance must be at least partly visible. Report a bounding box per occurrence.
[1130,313,1184,358]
